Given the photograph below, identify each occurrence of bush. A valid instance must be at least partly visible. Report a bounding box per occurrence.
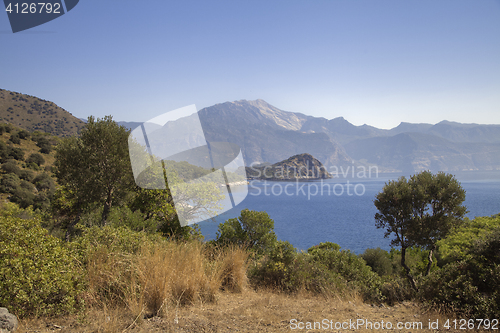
[214,209,277,253]
[0,173,20,192]
[1,160,21,175]
[307,243,383,302]
[32,173,55,193]
[8,147,24,161]
[361,247,393,276]
[9,134,20,144]
[26,153,45,166]
[419,228,500,318]
[18,169,34,182]
[17,130,30,139]
[0,203,82,317]
[10,187,36,208]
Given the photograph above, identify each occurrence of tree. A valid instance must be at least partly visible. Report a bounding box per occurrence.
[55,116,135,224]
[374,171,466,291]
[215,209,277,253]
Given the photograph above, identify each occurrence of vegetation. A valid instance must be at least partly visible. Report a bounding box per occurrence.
[0,116,498,327]
[374,171,467,290]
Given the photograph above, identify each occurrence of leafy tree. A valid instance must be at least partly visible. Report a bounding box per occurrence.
[214,209,277,253]
[374,171,466,290]
[55,116,135,224]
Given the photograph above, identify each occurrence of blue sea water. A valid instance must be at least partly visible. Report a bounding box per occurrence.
[197,171,500,254]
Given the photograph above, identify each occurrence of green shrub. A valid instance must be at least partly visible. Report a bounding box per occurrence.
[10,187,36,208]
[0,173,20,193]
[19,169,34,181]
[1,160,21,175]
[437,214,500,264]
[0,203,82,317]
[8,147,24,161]
[249,240,297,289]
[361,247,393,276]
[307,243,382,301]
[32,173,55,193]
[26,153,45,166]
[9,134,20,144]
[214,209,277,253]
[419,228,500,318]
[17,130,30,140]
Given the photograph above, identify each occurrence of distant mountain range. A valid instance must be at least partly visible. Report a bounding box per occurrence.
[2,88,499,173]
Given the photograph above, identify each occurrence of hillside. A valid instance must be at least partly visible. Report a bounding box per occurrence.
[0,89,85,137]
[0,123,58,209]
[246,153,332,180]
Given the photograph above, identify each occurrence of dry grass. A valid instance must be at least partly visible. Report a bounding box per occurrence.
[81,241,249,322]
[17,290,465,333]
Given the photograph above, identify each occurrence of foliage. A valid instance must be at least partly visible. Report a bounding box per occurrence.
[26,153,45,166]
[0,203,82,317]
[419,228,500,318]
[54,116,135,224]
[214,209,277,253]
[374,171,466,289]
[437,214,500,264]
[1,160,21,175]
[360,247,393,276]
[250,241,383,302]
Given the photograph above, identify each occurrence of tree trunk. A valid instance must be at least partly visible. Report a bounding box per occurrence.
[401,246,418,291]
[101,188,113,225]
[425,245,435,276]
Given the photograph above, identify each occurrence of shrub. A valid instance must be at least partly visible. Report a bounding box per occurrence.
[10,187,36,208]
[8,147,24,161]
[307,243,383,302]
[1,160,21,175]
[214,209,277,253]
[9,134,20,144]
[249,240,297,289]
[361,247,393,276]
[419,228,500,318]
[0,173,20,193]
[0,203,82,317]
[18,169,34,182]
[32,173,55,193]
[26,153,45,166]
[17,130,30,139]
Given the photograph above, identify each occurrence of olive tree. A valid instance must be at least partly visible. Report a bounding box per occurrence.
[374,171,466,290]
[55,116,135,224]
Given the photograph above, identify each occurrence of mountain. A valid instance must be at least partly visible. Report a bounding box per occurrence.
[345,132,500,172]
[246,153,332,180]
[197,100,352,168]
[0,89,85,137]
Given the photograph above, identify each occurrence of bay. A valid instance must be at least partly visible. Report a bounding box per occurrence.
[198,171,500,254]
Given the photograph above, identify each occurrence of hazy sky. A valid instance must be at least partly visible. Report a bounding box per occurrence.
[1,0,499,129]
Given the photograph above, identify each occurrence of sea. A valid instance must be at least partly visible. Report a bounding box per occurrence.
[197,171,500,254]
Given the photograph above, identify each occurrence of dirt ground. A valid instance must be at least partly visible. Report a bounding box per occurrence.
[18,290,470,333]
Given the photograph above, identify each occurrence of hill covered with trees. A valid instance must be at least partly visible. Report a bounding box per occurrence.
[0,89,85,137]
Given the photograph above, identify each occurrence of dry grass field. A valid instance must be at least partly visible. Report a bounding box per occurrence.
[18,290,460,333]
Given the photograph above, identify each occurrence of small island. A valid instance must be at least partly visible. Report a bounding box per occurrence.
[245,153,332,181]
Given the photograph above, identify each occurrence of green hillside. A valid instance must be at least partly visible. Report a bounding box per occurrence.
[0,88,85,137]
[0,123,59,209]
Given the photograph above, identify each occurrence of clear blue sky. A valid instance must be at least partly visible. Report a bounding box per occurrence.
[1,0,499,129]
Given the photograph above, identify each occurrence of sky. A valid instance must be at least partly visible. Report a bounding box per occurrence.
[1,0,500,129]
